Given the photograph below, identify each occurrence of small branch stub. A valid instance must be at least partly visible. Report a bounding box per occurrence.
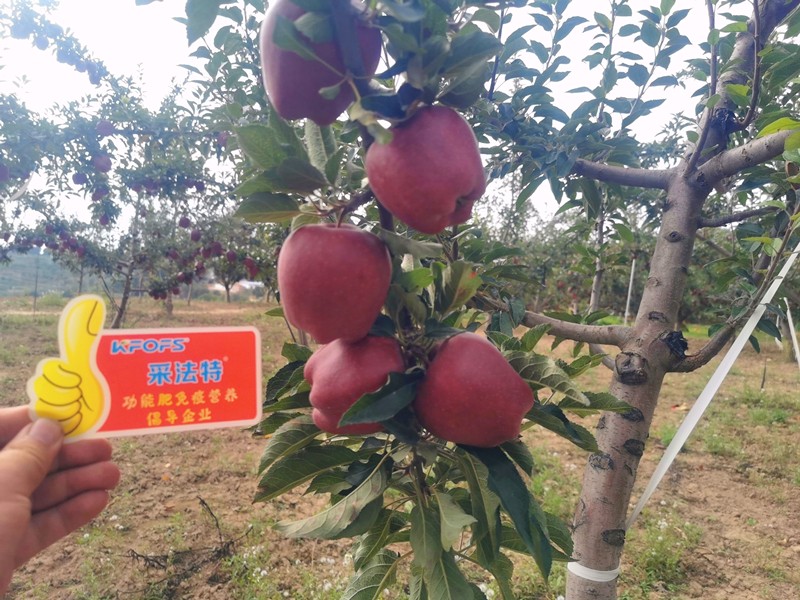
[615,352,648,385]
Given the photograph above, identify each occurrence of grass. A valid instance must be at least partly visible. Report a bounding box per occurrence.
[3,298,800,599]
[619,511,703,600]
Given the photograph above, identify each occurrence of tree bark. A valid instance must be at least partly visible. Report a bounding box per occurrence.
[565,3,799,596]
[111,261,134,329]
[566,174,705,599]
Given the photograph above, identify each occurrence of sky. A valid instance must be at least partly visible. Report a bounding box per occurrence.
[0,0,193,111]
[0,0,722,226]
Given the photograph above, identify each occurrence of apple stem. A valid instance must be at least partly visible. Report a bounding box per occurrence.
[410,448,430,508]
[377,201,394,231]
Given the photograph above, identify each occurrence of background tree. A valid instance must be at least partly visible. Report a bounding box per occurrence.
[4,0,800,599]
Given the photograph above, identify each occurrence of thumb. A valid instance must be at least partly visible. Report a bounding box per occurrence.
[0,419,64,497]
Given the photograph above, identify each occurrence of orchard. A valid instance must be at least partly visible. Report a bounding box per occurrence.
[3,0,800,599]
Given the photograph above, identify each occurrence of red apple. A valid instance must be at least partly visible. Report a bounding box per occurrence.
[243,256,259,279]
[414,333,534,448]
[365,105,486,234]
[92,154,112,173]
[259,0,382,125]
[96,120,114,137]
[190,229,202,242]
[305,336,404,435]
[178,216,192,228]
[277,223,391,343]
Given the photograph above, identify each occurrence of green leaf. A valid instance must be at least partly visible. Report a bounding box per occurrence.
[265,390,311,412]
[256,412,303,436]
[235,124,290,170]
[339,372,421,426]
[255,446,359,502]
[640,19,660,47]
[526,404,598,452]
[264,361,305,405]
[265,306,284,318]
[410,506,443,568]
[554,16,588,43]
[660,0,676,15]
[500,440,535,476]
[258,416,320,473]
[545,512,574,559]
[463,446,552,579]
[378,0,426,22]
[559,391,631,416]
[399,268,435,292]
[409,567,428,600]
[282,342,313,362]
[506,351,590,405]
[293,11,334,44]
[354,510,406,570]
[276,458,388,538]
[613,222,635,243]
[236,193,302,223]
[520,325,550,352]
[435,261,483,315]
[379,230,443,259]
[428,551,475,599]
[342,549,399,600]
[185,0,223,45]
[757,117,800,138]
[272,14,319,61]
[441,31,502,77]
[627,64,649,87]
[272,157,329,193]
[434,490,477,551]
[471,8,501,32]
[756,317,782,340]
[457,451,502,564]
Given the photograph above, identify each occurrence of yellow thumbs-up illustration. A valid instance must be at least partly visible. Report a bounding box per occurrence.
[27,295,108,438]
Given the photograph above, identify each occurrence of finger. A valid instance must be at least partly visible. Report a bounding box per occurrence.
[31,460,120,512]
[15,490,110,568]
[0,407,32,447]
[55,438,113,471]
[61,296,105,368]
[0,419,63,500]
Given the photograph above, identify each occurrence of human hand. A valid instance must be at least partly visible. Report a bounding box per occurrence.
[0,406,120,595]
[29,296,106,437]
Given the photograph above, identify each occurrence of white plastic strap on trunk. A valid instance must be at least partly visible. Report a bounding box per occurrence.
[567,561,621,582]
[626,239,800,530]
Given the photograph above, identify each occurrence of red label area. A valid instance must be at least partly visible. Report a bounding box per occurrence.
[94,327,261,436]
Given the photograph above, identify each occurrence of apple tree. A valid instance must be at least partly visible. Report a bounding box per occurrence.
[92,0,800,598]
[1,1,284,323]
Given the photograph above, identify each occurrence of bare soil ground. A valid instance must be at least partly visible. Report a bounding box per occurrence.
[1,298,799,599]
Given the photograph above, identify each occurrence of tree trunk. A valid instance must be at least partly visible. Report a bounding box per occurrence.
[111,261,134,329]
[589,207,605,313]
[566,177,705,599]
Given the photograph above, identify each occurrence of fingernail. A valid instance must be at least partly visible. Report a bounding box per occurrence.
[28,419,64,445]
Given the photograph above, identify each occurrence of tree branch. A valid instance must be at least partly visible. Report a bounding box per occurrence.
[671,323,735,372]
[522,311,630,347]
[684,0,719,177]
[572,158,673,190]
[697,206,778,228]
[698,129,795,185]
[588,343,616,370]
